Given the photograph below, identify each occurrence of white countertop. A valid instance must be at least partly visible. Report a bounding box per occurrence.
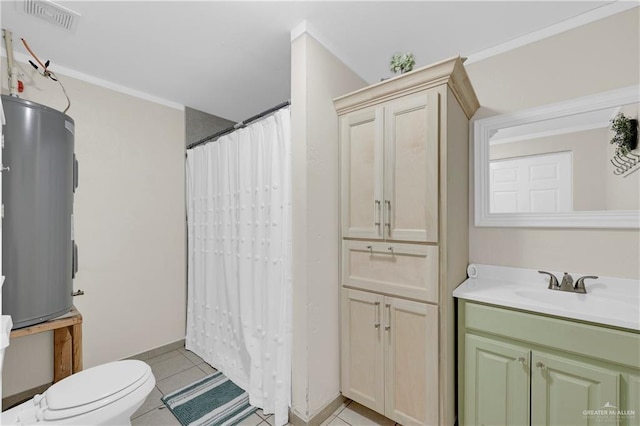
[453,264,640,331]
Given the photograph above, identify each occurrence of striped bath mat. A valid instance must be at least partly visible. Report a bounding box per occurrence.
[161,371,257,426]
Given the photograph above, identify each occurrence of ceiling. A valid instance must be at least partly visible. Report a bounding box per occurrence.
[1,1,617,122]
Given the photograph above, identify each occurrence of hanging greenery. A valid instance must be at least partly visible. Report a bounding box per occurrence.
[390,52,415,74]
[610,112,638,156]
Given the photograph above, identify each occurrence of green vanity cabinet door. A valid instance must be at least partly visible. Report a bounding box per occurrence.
[622,373,640,426]
[464,334,530,426]
[531,351,620,426]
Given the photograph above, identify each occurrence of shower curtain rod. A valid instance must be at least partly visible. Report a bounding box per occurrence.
[187,100,291,150]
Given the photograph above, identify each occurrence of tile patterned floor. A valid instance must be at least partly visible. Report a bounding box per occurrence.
[131,347,287,426]
[323,400,402,426]
[131,347,397,426]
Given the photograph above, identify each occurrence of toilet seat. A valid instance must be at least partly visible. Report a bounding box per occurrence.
[36,360,152,421]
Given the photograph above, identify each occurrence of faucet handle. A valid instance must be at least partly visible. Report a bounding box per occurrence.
[538,271,559,289]
[575,275,598,294]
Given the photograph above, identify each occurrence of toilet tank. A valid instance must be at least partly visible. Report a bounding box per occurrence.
[1,95,76,329]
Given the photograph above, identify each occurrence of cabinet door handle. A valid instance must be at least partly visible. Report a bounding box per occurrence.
[72,241,79,278]
[384,303,391,331]
[384,200,391,237]
[374,302,380,328]
[536,361,545,369]
[73,155,79,192]
[374,200,381,232]
[517,357,527,365]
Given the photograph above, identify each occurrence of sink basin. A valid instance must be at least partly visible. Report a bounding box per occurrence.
[514,289,583,306]
[514,289,638,321]
[453,264,640,331]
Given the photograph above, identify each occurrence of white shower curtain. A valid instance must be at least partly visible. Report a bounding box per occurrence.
[185,107,292,426]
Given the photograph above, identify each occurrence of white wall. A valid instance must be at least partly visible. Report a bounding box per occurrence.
[290,31,366,421]
[466,7,640,279]
[2,60,186,396]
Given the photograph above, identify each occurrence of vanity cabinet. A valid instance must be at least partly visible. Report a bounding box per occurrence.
[335,57,479,426]
[459,300,640,426]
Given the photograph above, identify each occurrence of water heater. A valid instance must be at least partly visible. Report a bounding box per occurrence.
[1,95,77,329]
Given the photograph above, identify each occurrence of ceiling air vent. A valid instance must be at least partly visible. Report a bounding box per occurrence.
[20,0,81,32]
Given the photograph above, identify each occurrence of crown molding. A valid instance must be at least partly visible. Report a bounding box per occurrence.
[1,48,184,111]
[466,2,639,65]
[333,56,480,119]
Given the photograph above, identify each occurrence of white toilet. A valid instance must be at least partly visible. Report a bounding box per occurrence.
[1,315,156,425]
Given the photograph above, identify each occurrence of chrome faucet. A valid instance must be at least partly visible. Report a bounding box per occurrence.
[559,272,574,292]
[538,270,559,290]
[538,271,598,294]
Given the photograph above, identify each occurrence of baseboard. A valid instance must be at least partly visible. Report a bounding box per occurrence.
[2,339,186,410]
[125,339,186,361]
[289,395,346,426]
[2,382,51,410]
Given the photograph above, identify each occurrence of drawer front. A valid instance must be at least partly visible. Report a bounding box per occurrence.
[342,240,438,303]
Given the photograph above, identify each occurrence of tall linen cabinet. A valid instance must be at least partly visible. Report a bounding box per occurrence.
[334,57,479,426]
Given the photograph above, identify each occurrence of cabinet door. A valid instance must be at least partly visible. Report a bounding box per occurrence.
[384,297,438,426]
[384,90,439,242]
[622,373,640,426]
[464,334,530,426]
[341,288,385,414]
[340,107,384,239]
[531,351,620,426]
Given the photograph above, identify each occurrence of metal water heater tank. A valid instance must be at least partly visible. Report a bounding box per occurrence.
[2,95,77,329]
